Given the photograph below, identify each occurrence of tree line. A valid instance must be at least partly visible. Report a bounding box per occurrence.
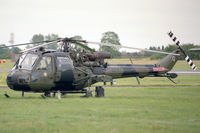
[149,44,200,60]
[125,44,200,60]
[0,31,199,60]
[0,31,121,59]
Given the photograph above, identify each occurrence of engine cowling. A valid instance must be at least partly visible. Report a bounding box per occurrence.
[87,52,111,61]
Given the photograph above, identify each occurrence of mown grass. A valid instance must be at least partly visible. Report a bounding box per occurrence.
[0,59,14,69]
[0,58,200,133]
[0,87,200,133]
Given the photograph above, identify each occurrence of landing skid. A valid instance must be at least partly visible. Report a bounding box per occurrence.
[50,86,105,98]
[4,87,105,99]
[82,90,92,97]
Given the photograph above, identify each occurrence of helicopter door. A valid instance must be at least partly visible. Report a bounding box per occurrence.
[55,56,74,90]
[31,56,54,91]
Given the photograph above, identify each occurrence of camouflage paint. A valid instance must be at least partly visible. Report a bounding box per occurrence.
[6,50,180,92]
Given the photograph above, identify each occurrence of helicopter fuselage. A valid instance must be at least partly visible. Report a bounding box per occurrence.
[6,50,178,93]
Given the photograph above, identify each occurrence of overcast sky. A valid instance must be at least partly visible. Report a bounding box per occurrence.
[0,0,200,51]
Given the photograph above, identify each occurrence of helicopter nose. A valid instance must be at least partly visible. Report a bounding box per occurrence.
[6,72,18,84]
[6,71,30,91]
[6,73,18,90]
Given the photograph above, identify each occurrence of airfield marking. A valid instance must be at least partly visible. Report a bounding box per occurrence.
[169,70,200,75]
[0,72,6,82]
[0,68,10,72]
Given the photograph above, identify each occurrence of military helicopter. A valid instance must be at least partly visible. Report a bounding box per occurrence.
[0,31,197,98]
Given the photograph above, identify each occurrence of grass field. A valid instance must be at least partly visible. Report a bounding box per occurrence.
[0,58,200,133]
[0,87,200,133]
[0,59,14,69]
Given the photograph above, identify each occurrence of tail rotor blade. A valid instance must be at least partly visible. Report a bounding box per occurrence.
[168,31,197,71]
[168,31,182,49]
[185,56,197,71]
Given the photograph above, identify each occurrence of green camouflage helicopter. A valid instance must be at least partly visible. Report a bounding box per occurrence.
[0,31,197,98]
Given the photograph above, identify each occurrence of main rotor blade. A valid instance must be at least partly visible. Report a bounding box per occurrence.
[86,41,180,56]
[0,40,56,49]
[73,42,95,52]
[21,39,62,53]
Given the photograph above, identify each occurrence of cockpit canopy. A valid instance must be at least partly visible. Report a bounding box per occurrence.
[13,53,38,70]
[12,51,72,71]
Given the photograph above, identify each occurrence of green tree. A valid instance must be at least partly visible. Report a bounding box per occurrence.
[149,44,200,60]
[31,34,44,46]
[179,44,200,60]
[11,47,21,54]
[162,45,165,51]
[0,44,10,59]
[26,34,44,48]
[29,34,59,49]
[164,45,176,52]
[100,31,121,58]
[45,34,59,49]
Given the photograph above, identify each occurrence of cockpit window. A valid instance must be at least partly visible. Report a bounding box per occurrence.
[17,53,38,70]
[36,56,52,71]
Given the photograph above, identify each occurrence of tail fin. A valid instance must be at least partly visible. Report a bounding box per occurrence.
[156,49,180,71]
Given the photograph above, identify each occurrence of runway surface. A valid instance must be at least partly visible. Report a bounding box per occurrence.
[169,70,200,75]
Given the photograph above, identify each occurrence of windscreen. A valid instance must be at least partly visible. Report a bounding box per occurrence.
[18,53,38,70]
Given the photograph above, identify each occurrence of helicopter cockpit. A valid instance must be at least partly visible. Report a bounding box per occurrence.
[12,53,38,71]
[7,51,55,91]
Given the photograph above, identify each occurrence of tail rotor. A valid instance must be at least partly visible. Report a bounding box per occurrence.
[168,31,197,71]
